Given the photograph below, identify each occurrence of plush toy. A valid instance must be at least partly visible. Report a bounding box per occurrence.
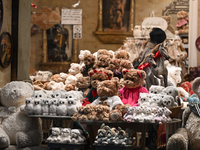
[56,98,67,116]
[65,84,75,92]
[133,106,145,122]
[68,63,82,76]
[97,49,113,59]
[120,59,133,70]
[46,127,61,142]
[79,50,91,66]
[75,76,91,97]
[49,98,58,115]
[33,99,42,115]
[119,69,148,106]
[0,81,42,148]
[81,53,96,76]
[33,90,47,99]
[125,128,135,145]
[150,94,163,108]
[82,68,113,105]
[94,124,108,145]
[94,105,110,121]
[123,106,134,122]
[187,94,199,103]
[154,107,165,124]
[53,89,67,98]
[50,74,66,83]
[115,127,127,145]
[162,107,172,123]
[138,93,151,106]
[106,58,122,78]
[162,86,180,105]
[149,85,165,94]
[134,25,142,37]
[143,107,155,123]
[162,94,178,108]
[71,129,85,143]
[33,71,52,82]
[24,98,34,115]
[162,16,175,34]
[41,98,50,115]
[71,106,85,121]
[65,75,77,85]
[93,55,111,69]
[60,128,71,143]
[105,127,117,145]
[115,50,130,60]
[83,104,97,120]
[47,81,65,91]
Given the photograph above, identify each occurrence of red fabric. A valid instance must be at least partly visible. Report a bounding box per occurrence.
[176,18,188,27]
[180,82,195,96]
[138,63,150,70]
[82,98,91,106]
[154,51,162,58]
[92,89,97,98]
[119,86,148,106]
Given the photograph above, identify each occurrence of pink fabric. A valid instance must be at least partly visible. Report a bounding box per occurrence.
[119,86,148,106]
[176,18,188,27]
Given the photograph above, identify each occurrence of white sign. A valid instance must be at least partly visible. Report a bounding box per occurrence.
[141,17,168,31]
[61,9,82,24]
[73,25,82,39]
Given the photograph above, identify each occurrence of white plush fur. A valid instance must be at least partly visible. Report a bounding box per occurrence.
[0,81,43,148]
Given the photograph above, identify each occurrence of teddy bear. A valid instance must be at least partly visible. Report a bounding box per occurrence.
[93,55,111,69]
[82,68,113,105]
[33,98,42,115]
[133,106,145,122]
[94,105,110,121]
[81,53,96,76]
[105,127,117,145]
[75,76,91,97]
[24,97,34,115]
[114,50,130,60]
[106,58,122,78]
[119,69,148,106]
[123,106,134,122]
[71,106,85,121]
[83,104,97,120]
[60,128,71,143]
[143,107,155,123]
[149,85,165,94]
[68,63,82,76]
[79,49,91,66]
[49,98,59,115]
[71,129,86,143]
[120,59,133,70]
[97,49,114,59]
[46,127,62,142]
[65,84,75,92]
[115,127,127,145]
[32,80,44,90]
[45,81,65,91]
[94,124,108,145]
[176,11,189,35]
[138,93,151,106]
[41,98,50,115]
[154,107,165,124]
[91,79,123,110]
[162,107,172,123]
[0,81,43,148]
[56,98,67,116]
[65,75,77,85]
[53,89,67,98]
[50,74,66,83]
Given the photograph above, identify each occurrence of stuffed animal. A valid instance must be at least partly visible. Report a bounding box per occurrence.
[65,84,75,92]
[33,99,42,115]
[149,85,165,94]
[53,90,67,98]
[105,127,117,145]
[115,50,130,60]
[49,98,58,115]
[82,68,113,105]
[120,59,133,70]
[133,25,142,37]
[97,49,113,59]
[0,81,42,148]
[106,58,122,78]
[115,127,127,145]
[138,93,151,106]
[65,75,77,85]
[50,74,66,83]
[187,94,199,103]
[33,90,47,99]
[24,98,34,115]
[162,86,180,105]
[162,16,175,34]
[46,127,62,142]
[75,76,91,97]
[34,71,53,82]
[60,128,71,143]
[94,124,108,145]
[56,98,67,116]
[94,105,110,121]
[143,107,155,123]
[123,106,134,122]
[81,53,96,76]
[68,63,82,76]
[150,94,163,108]
[125,128,135,145]
[119,69,148,106]
[154,107,165,124]
[133,106,145,122]
[71,106,85,121]
[83,104,97,120]
[41,98,50,115]
[71,129,85,143]
[79,50,91,66]
[162,107,172,123]
[93,55,111,69]
[162,94,178,108]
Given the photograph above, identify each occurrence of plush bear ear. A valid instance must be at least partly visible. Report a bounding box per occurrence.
[122,69,129,75]
[104,69,113,80]
[138,70,146,79]
[126,52,130,59]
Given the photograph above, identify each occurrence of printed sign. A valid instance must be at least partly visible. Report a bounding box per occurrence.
[73,25,82,39]
[61,9,82,25]
[141,17,168,31]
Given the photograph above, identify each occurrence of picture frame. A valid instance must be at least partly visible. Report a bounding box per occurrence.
[94,0,134,44]
[0,32,12,68]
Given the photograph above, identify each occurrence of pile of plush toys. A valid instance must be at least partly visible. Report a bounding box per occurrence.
[46,127,86,144]
[24,89,83,116]
[94,124,135,146]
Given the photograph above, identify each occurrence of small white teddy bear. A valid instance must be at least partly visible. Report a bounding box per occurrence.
[33,98,42,115]
[42,98,50,115]
[71,129,86,143]
[138,93,151,106]
[133,106,144,122]
[68,63,82,76]
[47,127,62,142]
[25,97,34,115]
[61,128,72,143]
[56,98,67,116]
[49,98,59,116]
[149,85,165,94]
[143,107,155,123]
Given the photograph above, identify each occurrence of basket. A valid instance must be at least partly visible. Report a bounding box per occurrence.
[168,104,182,118]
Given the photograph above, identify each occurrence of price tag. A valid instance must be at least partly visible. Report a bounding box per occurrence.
[73,25,82,39]
[61,9,82,25]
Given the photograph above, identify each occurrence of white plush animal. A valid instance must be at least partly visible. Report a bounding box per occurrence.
[33,99,42,115]
[68,63,82,76]
[150,95,163,108]
[61,128,71,143]
[71,129,85,143]
[56,98,67,116]
[51,82,65,91]
[149,85,165,94]
[133,106,144,122]
[24,97,34,115]
[133,25,141,37]
[143,107,155,123]
[53,90,67,98]
[65,75,77,85]
[49,98,59,116]
[33,90,47,99]
[47,127,62,142]
[162,95,178,108]
[138,93,151,106]
[42,98,50,115]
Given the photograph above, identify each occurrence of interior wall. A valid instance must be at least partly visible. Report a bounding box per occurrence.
[0,0,12,87]
[31,0,175,71]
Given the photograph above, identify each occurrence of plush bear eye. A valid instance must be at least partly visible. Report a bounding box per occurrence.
[132,79,134,81]
[65,96,68,99]
[35,95,38,98]
[69,96,72,98]
[169,91,172,94]
[154,92,157,94]
[39,95,42,97]
[151,91,154,93]
[56,94,59,97]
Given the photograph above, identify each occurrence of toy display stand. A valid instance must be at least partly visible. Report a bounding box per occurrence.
[46,142,87,150]
[94,144,136,150]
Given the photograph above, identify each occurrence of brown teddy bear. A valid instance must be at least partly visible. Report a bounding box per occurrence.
[176,10,189,35]
[120,59,133,70]
[65,84,75,91]
[97,49,113,58]
[115,50,130,60]
[94,105,110,122]
[75,76,91,97]
[119,69,148,106]
[82,68,113,106]
[106,59,122,78]
[110,104,130,122]
[93,55,111,69]
[83,104,97,120]
[71,106,85,121]
[50,74,66,83]
[81,54,96,76]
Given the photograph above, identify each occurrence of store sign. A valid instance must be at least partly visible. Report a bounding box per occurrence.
[61,9,82,25]
[73,25,82,39]
[141,17,168,31]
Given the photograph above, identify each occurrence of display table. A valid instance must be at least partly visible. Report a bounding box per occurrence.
[46,142,86,150]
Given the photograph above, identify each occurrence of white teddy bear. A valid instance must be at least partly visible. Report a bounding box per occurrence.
[143,107,155,123]
[24,97,34,115]
[51,81,65,91]
[42,98,50,115]
[61,128,71,143]
[53,90,67,98]
[33,99,42,115]
[0,81,43,148]
[49,98,59,116]
[68,63,82,76]
[47,127,62,142]
[56,98,67,116]
[133,106,144,122]
[65,75,77,85]
[71,129,86,143]
[138,93,151,106]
